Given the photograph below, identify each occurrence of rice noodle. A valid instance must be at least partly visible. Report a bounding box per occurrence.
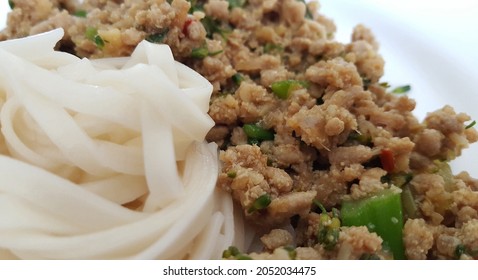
[0,29,242,259]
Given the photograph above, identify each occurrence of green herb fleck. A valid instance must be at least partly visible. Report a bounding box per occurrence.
[190,45,223,59]
[465,120,476,129]
[362,78,372,89]
[296,0,313,19]
[231,73,244,86]
[316,212,341,250]
[8,0,14,9]
[359,253,381,260]
[191,46,209,59]
[312,199,327,214]
[391,85,411,94]
[227,171,237,178]
[73,10,87,18]
[222,246,252,260]
[201,16,231,39]
[228,0,247,9]
[379,82,391,88]
[455,244,466,259]
[85,27,105,49]
[188,0,203,13]
[347,130,372,145]
[146,29,169,43]
[284,246,297,260]
[94,35,105,48]
[248,194,271,213]
[263,43,284,54]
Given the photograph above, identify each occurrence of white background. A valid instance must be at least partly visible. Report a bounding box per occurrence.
[1,0,478,176]
[320,0,478,176]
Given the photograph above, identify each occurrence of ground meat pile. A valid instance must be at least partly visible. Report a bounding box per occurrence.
[2,0,478,260]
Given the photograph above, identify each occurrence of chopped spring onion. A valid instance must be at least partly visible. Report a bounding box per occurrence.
[243,124,274,144]
[316,212,341,250]
[270,80,309,100]
[312,201,340,250]
[248,194,271,213]
[201,16,231,39]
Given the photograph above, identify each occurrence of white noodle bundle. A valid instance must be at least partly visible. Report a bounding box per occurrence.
[0,29,244,259]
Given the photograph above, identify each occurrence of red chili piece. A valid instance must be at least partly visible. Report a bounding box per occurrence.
[380,149,395,173]
[182,18,194,36]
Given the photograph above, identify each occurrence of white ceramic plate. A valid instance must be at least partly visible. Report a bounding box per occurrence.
[320,0,478,177]
[1,1,477,176]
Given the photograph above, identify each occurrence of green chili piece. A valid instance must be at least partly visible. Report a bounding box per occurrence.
[391,85,411,94]
[248,194,271,213]
[270,80,309,100]
[243,124,274,141]
[341,189,405,260]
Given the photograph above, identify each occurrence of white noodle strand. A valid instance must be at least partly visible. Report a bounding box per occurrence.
[0,29,243,259]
